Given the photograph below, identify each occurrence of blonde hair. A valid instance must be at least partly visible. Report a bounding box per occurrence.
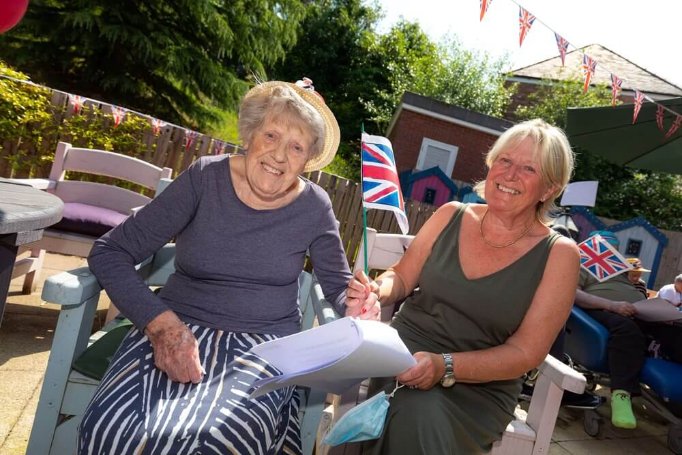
[238,84,326,159]
[474,119,575,224]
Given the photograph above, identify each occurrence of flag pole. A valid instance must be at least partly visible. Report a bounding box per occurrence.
[360,123,369,275]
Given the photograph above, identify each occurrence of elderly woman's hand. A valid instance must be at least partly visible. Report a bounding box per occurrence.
[396,352,444,390]
[345,270,381,320]
[144,310,204,383]
[609,301,638,318]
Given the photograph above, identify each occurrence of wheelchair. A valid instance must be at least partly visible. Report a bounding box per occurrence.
[564,306,682,454]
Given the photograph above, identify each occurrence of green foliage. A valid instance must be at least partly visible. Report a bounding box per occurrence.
[0,61,58,175]
[270,0,383,177]
[0,0,306,129]
[514,78,682,230]
[366,30,514,129]
[272,5,514,181]
[59,105,150,157]
[208,109,240,144]
[514,77,613,128]
[0,60,150,177]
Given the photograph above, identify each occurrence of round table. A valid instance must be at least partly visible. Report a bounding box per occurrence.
[0,179,63,326]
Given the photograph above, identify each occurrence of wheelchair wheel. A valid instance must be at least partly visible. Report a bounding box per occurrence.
[584,409,601,437]
[668,425,682,455]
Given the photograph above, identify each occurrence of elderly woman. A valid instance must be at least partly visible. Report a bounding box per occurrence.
[78,80,358,454]
[346,119,580,454]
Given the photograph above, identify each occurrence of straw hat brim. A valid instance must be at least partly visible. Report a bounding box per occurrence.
[244,81,340,172]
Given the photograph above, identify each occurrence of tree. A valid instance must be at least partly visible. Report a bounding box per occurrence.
[0,0,306,128]
[366,28,514,131]
[515,79,682,230]
[272,10,514,179]
[269,0,384,174]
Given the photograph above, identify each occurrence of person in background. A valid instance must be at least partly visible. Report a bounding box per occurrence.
[657,274,682,307]
[78,79,360,455]
[626,257,650,299]
[346,119,580,454]
[575,232,682,430]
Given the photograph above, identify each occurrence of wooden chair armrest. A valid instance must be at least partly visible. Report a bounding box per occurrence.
[41,267,103,307]
[522,354,587,454]
[536,354,586,394]
[310,279,341,326]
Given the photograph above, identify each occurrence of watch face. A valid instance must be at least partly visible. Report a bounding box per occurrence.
[440,375,456,387]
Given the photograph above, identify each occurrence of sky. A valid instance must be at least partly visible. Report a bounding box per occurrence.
[376,0,682,89]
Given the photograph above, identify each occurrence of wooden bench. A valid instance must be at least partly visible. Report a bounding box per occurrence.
[26,244,328,455]
[11,141,172,293]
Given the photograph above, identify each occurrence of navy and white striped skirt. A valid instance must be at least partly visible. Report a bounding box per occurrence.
[78,325,301,454]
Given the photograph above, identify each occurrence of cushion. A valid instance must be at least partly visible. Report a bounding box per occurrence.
[72,318,134,380]
[52,202,128,237]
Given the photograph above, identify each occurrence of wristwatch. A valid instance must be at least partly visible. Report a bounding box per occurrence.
[440,353,456,387]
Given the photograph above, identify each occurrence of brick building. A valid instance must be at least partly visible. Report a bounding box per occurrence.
[386,92,512,206]
[506,44,682,118]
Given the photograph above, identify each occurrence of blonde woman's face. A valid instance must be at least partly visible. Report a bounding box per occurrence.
[485,137,553,214]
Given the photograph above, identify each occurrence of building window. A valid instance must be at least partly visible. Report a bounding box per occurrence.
[424,188,437,204]
[416,138,458,176]
[626,239,642,256]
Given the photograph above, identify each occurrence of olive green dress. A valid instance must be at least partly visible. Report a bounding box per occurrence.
[362,205,561,454]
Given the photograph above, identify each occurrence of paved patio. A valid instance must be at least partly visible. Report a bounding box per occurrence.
[0,252,677,454]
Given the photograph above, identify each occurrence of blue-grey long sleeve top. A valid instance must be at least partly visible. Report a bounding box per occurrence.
[88,155,352,336]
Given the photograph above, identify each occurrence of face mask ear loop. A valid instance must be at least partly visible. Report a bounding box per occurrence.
[389,379,405,398]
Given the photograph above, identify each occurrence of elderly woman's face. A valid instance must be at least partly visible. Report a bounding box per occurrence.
[244,115,314,201]
[628,271,642,283]
[485,137,552,213]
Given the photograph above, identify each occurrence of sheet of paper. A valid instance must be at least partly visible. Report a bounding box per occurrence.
[251,317,362,374]
[250,317,416,397]
[633,298,682,322]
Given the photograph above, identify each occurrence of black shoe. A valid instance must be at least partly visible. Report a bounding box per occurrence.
[519,383,534,402]
[562,391,605,409]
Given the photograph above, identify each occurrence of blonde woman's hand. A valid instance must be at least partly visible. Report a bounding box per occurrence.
[345,270,381,320]
[396,352,444,390]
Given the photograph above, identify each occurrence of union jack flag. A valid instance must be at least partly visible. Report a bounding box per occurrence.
[480,0,493,21]
[362,133,409,235]
[554,33,569,66]
[633,90,645,124]
[581,54,597,93]
[518,7,536,47]
[578,234,632,282]
[610,74,622,107]
[656,105,665,131]
[665,114,682,139]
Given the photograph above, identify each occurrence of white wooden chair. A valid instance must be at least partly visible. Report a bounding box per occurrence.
[26,243,328,455]
[317,227,587,455]
[11,141,172,293]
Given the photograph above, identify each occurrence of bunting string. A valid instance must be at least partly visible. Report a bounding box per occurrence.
[0,73,224,151]
[495,0,682,136]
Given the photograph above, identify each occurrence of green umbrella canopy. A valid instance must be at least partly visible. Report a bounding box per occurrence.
[566,97,682,175]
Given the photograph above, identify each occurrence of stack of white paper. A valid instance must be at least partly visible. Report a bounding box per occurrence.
[249,317,416,397]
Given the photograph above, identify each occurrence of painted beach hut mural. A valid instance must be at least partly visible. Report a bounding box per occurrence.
[399,166,459,207]
[569,207,668,287]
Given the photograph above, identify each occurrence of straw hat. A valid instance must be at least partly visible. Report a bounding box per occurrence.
[243,78,340,172]
[626,257,650,272]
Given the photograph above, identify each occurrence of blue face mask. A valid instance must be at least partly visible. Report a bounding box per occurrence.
[322,382,404,446]
[323,391,389,445]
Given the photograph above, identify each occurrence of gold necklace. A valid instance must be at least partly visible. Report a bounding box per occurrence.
[479,210,535,249]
